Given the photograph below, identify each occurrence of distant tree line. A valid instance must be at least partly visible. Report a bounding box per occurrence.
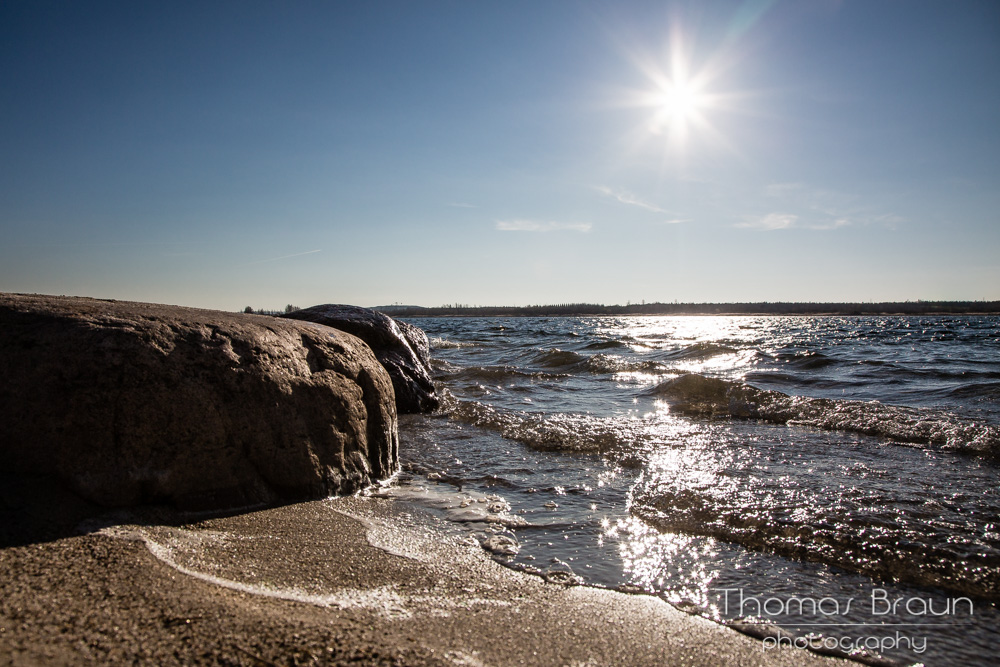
[374,301,1000,318]
[243,304,300,316]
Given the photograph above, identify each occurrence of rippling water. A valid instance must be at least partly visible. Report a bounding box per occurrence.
[384,316,1000,666]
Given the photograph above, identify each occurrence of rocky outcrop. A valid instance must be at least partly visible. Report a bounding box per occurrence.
[0,294,398,510]
[282,305,439,414]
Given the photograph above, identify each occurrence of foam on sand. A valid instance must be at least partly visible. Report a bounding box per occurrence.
[78,497,848,666]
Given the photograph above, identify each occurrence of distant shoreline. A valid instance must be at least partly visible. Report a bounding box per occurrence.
[374,301,1000,318]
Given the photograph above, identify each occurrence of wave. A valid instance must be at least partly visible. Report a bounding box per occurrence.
[771,350,837,370]
[742,370,841,388]
[533,341,743,371]
[441,396,646,459]
[429,336,478,349]
[630,483,1000,600]
[533,348,587,369]
[529,328,577,338]
[585,354,667,375]
[647,374,1000,459]
[583,340,629,350]
[449,365,569,383]
[854,361,1000,383]
[528,349,668,377]
[949,381,1000,400]
[442,356,669,385]
[439,371,1000,461]
[660,342,739,361]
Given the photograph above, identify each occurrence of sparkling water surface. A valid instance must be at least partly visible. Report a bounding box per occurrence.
[382,316,1000,666]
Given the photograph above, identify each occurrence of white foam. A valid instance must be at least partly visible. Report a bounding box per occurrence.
[429,337,477,349]
[97,517,511,619]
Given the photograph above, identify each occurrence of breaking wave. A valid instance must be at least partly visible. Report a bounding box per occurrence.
[630,478,1000,600]
[648,373,1000,459]
[429,337,478,349]
[441,395,646,460]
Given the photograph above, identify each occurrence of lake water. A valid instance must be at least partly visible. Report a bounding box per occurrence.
[384,315,999,666]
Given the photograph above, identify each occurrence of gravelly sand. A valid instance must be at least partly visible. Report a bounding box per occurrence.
[0,489,850,666]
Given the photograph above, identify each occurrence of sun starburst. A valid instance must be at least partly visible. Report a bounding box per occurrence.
[612,21,737,163]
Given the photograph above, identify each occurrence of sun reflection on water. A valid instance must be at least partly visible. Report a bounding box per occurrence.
[596,316,751,347]
[609,515,723,617]
[600,411,738,617]
[672,349,757,377]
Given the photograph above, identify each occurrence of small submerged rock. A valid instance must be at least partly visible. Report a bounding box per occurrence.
[480,533,520,557]
[483,514,528,528]
[543,559,583,586]
[486,496,511,514]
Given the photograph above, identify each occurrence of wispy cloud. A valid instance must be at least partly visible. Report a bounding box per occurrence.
[495,219,592,233]
[808,211,904,230]
[737,213,798,231]
[754,183,906,231]
[738,212,891,231]
[595,185,669,214]
[811,218,852,230]
[663,218,690,225]
[239,249,322,266]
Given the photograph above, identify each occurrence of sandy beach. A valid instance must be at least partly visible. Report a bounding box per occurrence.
[0,483,850,667]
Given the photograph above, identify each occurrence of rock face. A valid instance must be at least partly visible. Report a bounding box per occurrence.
[282,305,439,414]
[0,294,399,509]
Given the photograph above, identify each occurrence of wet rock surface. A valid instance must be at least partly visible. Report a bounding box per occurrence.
[283,304,439,414]
[0,293,398,510]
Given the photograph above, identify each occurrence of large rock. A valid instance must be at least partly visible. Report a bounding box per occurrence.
[0,294,399,509]
[282,305,439,414]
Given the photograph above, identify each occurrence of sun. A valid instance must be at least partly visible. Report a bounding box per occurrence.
[656,78,706,125]
[642,41,715,148]
[613,22,733,158]
[644,70,711,149]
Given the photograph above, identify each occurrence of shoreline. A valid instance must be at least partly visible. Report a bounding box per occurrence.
[0,492,852,666]
[374,302,1000,318]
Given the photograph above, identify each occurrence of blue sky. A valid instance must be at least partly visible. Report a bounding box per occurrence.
[2,0,998,309]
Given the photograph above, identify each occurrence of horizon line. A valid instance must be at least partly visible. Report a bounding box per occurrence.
[362,300,1000,317]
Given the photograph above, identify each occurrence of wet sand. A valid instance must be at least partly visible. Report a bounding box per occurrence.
[0,491,849,666]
